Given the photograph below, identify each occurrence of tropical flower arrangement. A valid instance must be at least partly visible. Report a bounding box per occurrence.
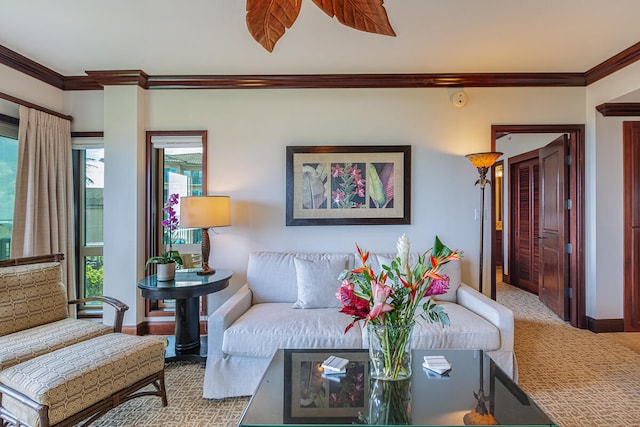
[337,234,461,380]
[145,193,183,268]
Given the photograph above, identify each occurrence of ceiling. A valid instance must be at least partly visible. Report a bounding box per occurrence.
[1,0,640,77]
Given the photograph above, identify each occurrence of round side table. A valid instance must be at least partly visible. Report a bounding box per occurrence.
[137,269,232,363]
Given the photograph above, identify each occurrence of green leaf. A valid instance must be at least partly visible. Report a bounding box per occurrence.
[301,165,327,209]
[367,163,386,207]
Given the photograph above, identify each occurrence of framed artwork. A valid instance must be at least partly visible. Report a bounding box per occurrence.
[286,145,411,225]
[283,349,370,424]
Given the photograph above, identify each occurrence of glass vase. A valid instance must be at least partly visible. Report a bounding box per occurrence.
[367,323,414,380]
[366,378,412,425]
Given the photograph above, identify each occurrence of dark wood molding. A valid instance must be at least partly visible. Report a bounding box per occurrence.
[60,72,586,91]
[0,90,72,121]
[120,324,145,336]
[596,102,640,117]
[586,317,625,333]
[71,131,104,138]
[585,41,640,85]
[143,72,585,90]
[3,40,640,91]
[137,321,207,336]
[64,76,103,91]
[84,70,150,88]
[0,44,65,89]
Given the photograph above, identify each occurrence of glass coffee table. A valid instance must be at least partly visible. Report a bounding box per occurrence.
[238,349,556,426]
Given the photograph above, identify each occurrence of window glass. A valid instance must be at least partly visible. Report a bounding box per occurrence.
[74,147,104,304]
[163,147,203,246]
[0,135,18,260]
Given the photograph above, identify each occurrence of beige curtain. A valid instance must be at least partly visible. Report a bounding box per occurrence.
[11,106,76,299]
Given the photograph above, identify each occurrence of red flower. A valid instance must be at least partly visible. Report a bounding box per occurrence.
[337,281,370,333]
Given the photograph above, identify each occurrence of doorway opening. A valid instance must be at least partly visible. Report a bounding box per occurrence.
[490,125,586,329]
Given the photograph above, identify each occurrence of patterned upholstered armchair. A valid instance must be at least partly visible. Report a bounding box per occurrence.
[0,253,128,371]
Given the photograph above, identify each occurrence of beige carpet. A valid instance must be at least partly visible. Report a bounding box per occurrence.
[497,282,640,427]
[86,283,640,426]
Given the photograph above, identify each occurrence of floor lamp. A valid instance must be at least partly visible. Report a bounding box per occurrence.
[179,195,231,275]
[465,152,502,294]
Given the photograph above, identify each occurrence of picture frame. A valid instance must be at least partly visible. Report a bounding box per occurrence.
[283,349,370,424]
[286,145,411,225]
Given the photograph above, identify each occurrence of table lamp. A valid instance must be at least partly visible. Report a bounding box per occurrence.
[179,195,231,275]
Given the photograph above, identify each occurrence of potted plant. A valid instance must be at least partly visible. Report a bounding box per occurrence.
[146,193,183,281]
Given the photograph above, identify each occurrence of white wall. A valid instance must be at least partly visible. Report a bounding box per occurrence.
[15,67,640,325]
[586,61,640,319]
[141,86,585,315]
[0,64,64,113]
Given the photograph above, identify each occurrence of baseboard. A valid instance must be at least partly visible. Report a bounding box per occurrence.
[587,317,624,333]
[132,321,208,336]
[121,324,146,336]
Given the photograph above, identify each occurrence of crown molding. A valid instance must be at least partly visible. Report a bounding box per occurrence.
[585,41,640,85]
[595,102,640,116]
[84,70,150,87]
[0,44,65,89]
[142,72,585,89]
[0,42,638,91]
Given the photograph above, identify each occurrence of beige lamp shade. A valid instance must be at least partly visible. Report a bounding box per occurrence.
[180,196,231,228]
[465,152,503,169]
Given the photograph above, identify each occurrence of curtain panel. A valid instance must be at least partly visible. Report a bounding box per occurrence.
[11,106,75,299]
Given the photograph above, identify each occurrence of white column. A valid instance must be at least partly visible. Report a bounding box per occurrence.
[102,85,147,329]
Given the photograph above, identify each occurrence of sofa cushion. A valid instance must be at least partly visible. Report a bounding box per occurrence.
[247,252,354,304]
[0,318,113,370]
[412,302,500,350]
[361,302,500,351]
[0,262,68,336]
[222,303,362,357]
[292,256,349,309]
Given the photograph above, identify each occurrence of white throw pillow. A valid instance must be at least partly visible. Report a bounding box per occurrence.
[432,259,461,303]
[292,257,349,309]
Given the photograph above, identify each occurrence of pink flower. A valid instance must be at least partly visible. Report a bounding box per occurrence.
[425,275,450,297]
[331,164,344,177]
[367,281,393,321]
[332,189,346,205]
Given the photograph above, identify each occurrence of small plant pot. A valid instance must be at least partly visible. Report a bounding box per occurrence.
[156,262,176,281]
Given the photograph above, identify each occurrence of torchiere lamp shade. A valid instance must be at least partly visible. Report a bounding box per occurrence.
[465,152,503,169]
[180,196,231,228]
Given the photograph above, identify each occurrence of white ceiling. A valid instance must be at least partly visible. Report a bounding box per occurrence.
[1,0,640,76]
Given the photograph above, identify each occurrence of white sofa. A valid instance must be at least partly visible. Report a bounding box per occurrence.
[204,251,516,399]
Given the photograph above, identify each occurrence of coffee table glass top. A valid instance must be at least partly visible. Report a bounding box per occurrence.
[239,349,556,427]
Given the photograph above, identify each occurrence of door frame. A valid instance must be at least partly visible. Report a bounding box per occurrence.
[623,121,640,331]
[491,124,586,329]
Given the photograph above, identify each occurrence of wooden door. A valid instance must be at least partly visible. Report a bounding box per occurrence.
[624,122,640,331]
[538,135,569,320]
[509,154,540,294]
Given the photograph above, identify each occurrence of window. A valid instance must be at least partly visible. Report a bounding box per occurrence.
[0,114,18,261]
[72,136,104,310]
[146,131,207,318]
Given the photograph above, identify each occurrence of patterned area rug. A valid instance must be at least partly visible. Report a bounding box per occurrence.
[86,283,640,426]
[497,282,640,427]
[89,362,248,427]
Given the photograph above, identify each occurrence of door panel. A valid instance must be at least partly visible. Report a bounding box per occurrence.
[624,122,640,331]
[511,159,540,294]
[539,135,569,319]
